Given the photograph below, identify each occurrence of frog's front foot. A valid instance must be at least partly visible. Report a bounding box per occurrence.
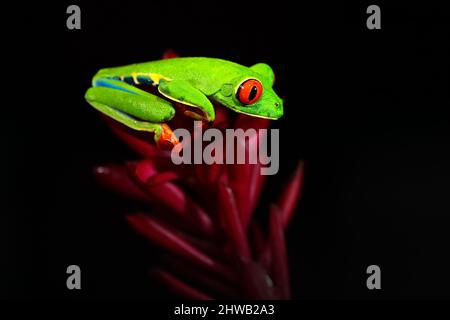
[156,123,179,150]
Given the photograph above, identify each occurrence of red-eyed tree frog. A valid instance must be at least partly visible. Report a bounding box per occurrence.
[85,57,283,146]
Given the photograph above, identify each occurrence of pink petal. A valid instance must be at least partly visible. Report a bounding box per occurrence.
[249,223,265,259]
[179,233,226,263]
[269,205,291,299]
[92,164,152,204]
[239,258,277,299]
[150,268,212,300]
[161,254,239,298]
[147,171,179,186]
[277,160,305,229]
[134,159,158,182]
[128,161,215,237]
[206,163,223,185]
[103,116,168,160]
[212,104,231,129]
[228,115,271,227]
[258,245,272,272]
[243,163,267,229]
[127,214,234,282]
[218,183,251,260]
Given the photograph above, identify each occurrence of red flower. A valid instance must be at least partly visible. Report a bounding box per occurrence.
[92,52,305,299]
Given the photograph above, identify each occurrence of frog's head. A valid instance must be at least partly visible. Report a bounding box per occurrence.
[212,63,283,120]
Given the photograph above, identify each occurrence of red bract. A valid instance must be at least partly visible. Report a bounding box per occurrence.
[92,52,305,299]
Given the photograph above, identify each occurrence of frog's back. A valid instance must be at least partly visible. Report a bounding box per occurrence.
[94,57,252,95]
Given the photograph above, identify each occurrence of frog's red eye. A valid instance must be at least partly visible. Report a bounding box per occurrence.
[237,79,263,105]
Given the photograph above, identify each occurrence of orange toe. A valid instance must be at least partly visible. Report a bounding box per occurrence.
[157,124,180,149]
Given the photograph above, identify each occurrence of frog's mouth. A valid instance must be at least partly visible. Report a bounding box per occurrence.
[228,108,280,120]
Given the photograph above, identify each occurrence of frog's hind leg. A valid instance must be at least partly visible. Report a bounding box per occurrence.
[85,78,179,147]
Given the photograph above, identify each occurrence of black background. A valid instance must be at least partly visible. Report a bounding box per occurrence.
[2,1,449,299]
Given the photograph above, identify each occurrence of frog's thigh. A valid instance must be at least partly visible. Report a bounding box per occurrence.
[85,98,164,136]
[158,79,215,121]
[86,79,176,123]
